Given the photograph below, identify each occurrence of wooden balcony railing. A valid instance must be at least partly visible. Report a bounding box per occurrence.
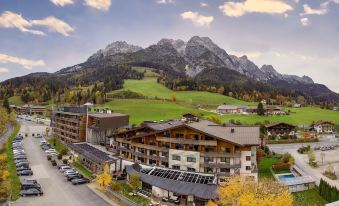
[201,151,241,158]
[201,162,241,169]
[156,137,217,146]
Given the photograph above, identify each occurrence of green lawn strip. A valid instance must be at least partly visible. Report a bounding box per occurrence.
[46,137,67,153]
[293,189,328,206]
[258,157,280,179]
[274,169,292,174]
[8,96,24,106]
[116,180,149,206]
[72,161,93,179]
[5,123,21,200]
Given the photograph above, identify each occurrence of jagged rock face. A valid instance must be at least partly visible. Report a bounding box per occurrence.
[88,41,142,62]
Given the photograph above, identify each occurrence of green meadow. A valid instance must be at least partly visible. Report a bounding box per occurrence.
[104,76,339,125]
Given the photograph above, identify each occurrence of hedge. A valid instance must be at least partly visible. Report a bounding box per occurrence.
[272,162,290,171]
[319,179,339,203]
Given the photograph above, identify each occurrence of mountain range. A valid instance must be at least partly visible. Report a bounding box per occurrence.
[1,36,338,103]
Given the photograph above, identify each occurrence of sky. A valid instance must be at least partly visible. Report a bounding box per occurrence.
[0,0,339,92]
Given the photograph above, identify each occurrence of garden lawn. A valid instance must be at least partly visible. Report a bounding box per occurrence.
[47,137,68,153]
[258,157,279,180]
[103,99,212,125]
[6,123,21,200]
[293,189,327,206]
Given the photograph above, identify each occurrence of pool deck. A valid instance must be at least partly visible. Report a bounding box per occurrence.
[275,166,316,187]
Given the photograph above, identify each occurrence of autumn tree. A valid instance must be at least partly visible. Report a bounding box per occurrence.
[217,177,293,206]
[207,115,222,124]
[171,92,176,102]
[128,173,141,191]
[205,200,217,206]
[96,164,112,191]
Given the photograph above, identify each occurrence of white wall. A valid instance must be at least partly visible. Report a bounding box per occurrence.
[168,149,200,171]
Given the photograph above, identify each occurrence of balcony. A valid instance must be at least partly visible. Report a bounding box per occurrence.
[131,142,169,152]
[201,151,241,158]
[55,122,79,130]
[116,138,131,144]
[55,116,80,124]
[156,137,217,146]
[201,162,241,169]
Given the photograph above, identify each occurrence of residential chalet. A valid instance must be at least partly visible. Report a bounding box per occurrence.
[217,104,284,115]
[312,120,335,134]
[265,122,296,137]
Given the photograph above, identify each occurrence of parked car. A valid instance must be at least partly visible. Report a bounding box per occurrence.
[64,170,78,176]
[14,156,27,160]
[60,166,72,172]
[45,149,56,153]
[57,164,68,169]
[18,170,33,176]
[66,174,84,181]
[162,197,169,202]
[20,188,43,196]
[15,159,29,164]
[17,166,31,172]
[16,162,29,168]
[71,178,90,185]
[39,140,47,145]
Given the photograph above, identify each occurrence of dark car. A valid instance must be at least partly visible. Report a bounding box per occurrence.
[20,188,43,196]
[66,174,83,181]
[17,166,31,172]
[18,170,33,176]
[71,178,90,185]
[13,154,27,160]
[15,159,29,164]
[21,179,41,190]
[16,162,29,168]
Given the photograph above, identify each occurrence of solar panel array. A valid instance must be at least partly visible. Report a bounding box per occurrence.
[141,168,215,185]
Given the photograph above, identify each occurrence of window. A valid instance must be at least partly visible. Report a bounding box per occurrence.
[172,165,180,170]
[221,147,231,153]
[204,167,213,173]
[187,167,196,172]
[246,156,251,161]
[246,166,251,171]
[204,157,214,162]
[172,155,181,161]
[220,157,230,163]
[175,133,184,138]
[187,157,196,163]
[220,168,230,173]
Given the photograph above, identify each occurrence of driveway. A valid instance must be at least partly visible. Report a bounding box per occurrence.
[12,120,112,206]
[0,123,13,149]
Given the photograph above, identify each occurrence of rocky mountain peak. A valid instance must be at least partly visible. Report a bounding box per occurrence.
[302,75,314,84]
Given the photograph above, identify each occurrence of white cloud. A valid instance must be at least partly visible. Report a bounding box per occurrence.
[0,53,45,69]
[31,16,74,36]
[300,17,310,26]
[0,67,9,73]
[300,3,328,16]
[200,2,208,7]
[181,11,214,27]
[0,11,45,35]
[230,51,262,58]
[0,11,74,36]
[84,0,112,10]
[219,0,293,17]
[156,0,174,4]
[50,0,74,6]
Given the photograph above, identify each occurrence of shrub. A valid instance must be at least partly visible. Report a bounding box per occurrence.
[60,148,68,156]
[297,145,311,154]
[51,160,57,166]
[272,162,290,171]
[57,154,62,160]
[323,165,337,180]
[110,182,122,192]
[319,179,339,202]
[47,155,52,161]
[62,159,68,164]
[281,153,294,164]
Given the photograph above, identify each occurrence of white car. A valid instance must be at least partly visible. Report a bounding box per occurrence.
[45,149,56,153]
[60,166,72,172]
[13,150,25,154]
[64,170,78,176]
[39,140,47,146]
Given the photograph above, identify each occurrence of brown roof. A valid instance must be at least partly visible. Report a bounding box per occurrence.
[88,113,128,119]
[143,120,184,131]
[313,120,334,126]
[265,122,296,128]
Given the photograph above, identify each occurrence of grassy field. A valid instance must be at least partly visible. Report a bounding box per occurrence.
[8,96,24,106]
[293,189,327,206]
[6,123,21,200]
[104,99,212,125]
[105,77,339,125]
[109,78,254,108]
[258,157,279,180]
[72,161,93,178]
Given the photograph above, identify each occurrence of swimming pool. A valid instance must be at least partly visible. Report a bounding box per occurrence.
[277,173,296,181]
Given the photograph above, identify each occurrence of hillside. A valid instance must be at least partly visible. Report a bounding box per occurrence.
[1,36,338,106]
[108,77,255,108]
[103,76,339,125]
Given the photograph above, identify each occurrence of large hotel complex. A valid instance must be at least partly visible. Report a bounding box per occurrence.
[52,106,260,205]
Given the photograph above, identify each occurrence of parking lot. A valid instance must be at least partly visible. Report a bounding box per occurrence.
[13,120,112,206]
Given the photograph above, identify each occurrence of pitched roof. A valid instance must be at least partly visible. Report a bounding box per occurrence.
[143,120,184,131]
[313,120,334,126]
[186,120,260,146]
[265,122,296,128]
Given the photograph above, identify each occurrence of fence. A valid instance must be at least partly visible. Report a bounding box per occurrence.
[106,188,140,206]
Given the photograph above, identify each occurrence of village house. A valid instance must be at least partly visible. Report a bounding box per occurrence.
[265,122,296,137]
[12,105,47,116]
[216,104,284,115]
[312,120,335,134]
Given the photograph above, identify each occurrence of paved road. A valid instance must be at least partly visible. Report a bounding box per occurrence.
[0,123,13,149]
[12,120,112,206]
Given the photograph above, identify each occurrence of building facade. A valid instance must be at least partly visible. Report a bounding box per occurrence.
[110,118,259,182]
[313,120,334,134]
[265,122,296,137]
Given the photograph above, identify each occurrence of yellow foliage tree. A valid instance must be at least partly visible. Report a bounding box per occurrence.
[96,164,112,191]
[205,200,218,206]
[217,177,293,206]
[171,92,176,102]
[207,115,222,124]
